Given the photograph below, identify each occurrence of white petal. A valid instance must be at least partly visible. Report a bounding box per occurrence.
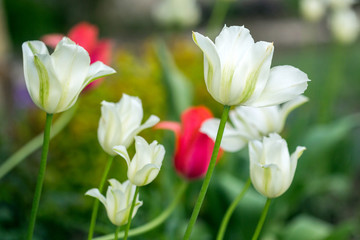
[130,164,160,186]
[85,188,107,207]
[253,66,310,107]
[279,95,309,130]
[201,119,247,152]
[83,61,116,88]
[290,146,306,179]
[192,31,222,103]
[51,37,90,103]
[113,145,131,167]
[231,41,274,105]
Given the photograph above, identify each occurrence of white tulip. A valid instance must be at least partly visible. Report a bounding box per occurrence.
[98,94,160,156]
[300,0,327,22]
[85,179,142,226]
[192,25,309,106]
[22,37,116,113]
[329,8,360,44]
[113,136,165,186]
[201,96,308,152]
[249,133,306,198]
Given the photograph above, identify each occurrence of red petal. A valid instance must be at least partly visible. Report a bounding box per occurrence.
[41,34,64,48]
[90,39,112,64]
[68,22,98,53]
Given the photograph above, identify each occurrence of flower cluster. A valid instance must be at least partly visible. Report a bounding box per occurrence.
[194,25,308,198]
[300,0,359,44]
[87,94,165,226]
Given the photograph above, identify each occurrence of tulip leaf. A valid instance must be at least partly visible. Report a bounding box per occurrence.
[301,113,360,157]
[155,40,193,119]
[282,214,332,240]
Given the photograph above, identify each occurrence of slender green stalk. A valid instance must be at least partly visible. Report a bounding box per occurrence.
[183,105,230,240]
[114,226,120,240]
[123,186,140,240]
[251,198,272,240]
[217,178,251,240]
[88,155,115,240]
[206,0,233,36]
[26,113,53,240]
[93,181,188,240]
[0,103,76,180]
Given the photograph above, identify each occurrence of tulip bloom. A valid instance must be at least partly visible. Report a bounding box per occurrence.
[22,37,115,114]
[300,0,326,22]
[192,25,309,107]
[42,22,112,89]
[113,137,165,186]
[329,8,359,44]
[155,106,221,180]
[98,94,160,156]
[249,133,306,198]
[201,96,308,152]
[85,179,142,226]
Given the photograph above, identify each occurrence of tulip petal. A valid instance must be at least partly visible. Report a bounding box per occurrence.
[85,188,107,207]
[41,34,64,48]
[154,121,182,141]
[83,61,116,88]
[233,41,274,105]
[113,145,131,167]
[252,66,310,107]
[91,39,112,64]
[51,37,90,98]
[290,146,306,178]
[131,164,160,186]
[201,119,247,152]
[192,32,222,102]
[68,22,98,53]
[279,95,309,129]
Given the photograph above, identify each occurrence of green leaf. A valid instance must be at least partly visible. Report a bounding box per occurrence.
[155,40,193,119]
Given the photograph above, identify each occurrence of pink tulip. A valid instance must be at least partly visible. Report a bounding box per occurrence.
[42,22,112,89]
[155,106,222,180]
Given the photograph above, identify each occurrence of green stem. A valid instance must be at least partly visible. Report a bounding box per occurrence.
[183,105,230,240]
[0,103,77,180]
[26,113,53,240]
[217,178,251,240]
[93,181,188,240]
[206,0,232,36]
[251,198,272,240]
[114,226,120,240]
[88,155,115,240]
[123,186,140,240]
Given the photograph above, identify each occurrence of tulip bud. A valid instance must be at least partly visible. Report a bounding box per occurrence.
[201,96,308,152]
[249,133,305,198]
[85,179,142,226]
[113,137,165,186]
[22,37,115,113]
[192,25,309,107]
[97,94,160,156]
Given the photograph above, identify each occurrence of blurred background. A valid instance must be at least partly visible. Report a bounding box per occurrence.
[0,0,360,239]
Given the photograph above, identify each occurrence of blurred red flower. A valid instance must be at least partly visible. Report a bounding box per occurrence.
[42,22,112,89]
[155,106,222,180]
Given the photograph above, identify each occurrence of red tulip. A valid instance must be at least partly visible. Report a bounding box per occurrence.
[41,22,112,89]
[155,106,222,180]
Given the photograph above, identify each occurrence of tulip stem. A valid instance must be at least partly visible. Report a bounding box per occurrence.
[216,178,251,240]
[0,104,77,180]
[251,198,272,240]
[88,155,115,240]
[93,181,188,240]
[183,105,230,240]
[26,113,53,240]
[123,186,140,240]
[114,226,120,240]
